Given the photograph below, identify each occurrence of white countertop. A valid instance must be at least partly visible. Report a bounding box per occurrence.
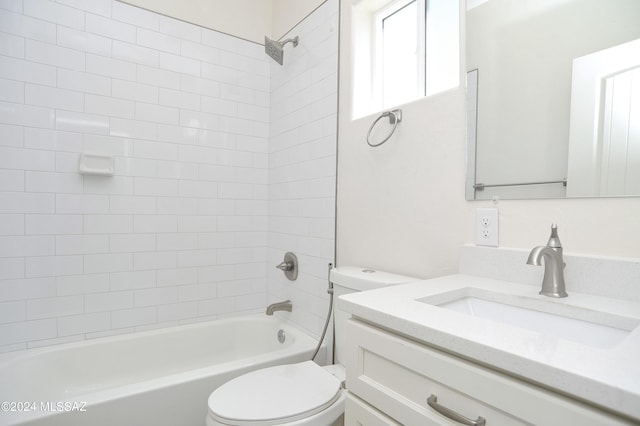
[338,274,640,421]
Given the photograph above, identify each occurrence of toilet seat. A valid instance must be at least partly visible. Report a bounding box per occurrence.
[207,361,343,426]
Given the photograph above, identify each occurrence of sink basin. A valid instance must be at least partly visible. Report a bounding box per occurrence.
[419,288,638,349]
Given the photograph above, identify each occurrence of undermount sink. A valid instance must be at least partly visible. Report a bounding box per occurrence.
[419,288,639,349]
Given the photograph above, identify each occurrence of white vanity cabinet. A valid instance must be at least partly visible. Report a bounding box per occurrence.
[345,319,634,426]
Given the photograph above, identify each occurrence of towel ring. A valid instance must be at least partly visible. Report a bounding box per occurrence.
[366,109,402,147]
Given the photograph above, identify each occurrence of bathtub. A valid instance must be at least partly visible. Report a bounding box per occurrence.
[0,315,318,426]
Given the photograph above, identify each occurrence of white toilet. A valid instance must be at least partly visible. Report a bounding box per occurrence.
[206,266,415,426]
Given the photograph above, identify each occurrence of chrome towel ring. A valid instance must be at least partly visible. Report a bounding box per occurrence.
[366,109,402,147]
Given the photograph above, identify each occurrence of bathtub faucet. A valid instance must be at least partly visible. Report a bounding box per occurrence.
[266,300,292,315]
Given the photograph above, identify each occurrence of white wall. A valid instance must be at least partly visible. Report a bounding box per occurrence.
[337,0,640,279]
[272,0,327,41]
[120,0,272,44]
[267,0,339,339]
[0,0,271,352]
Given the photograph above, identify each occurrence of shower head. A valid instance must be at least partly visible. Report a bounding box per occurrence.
[264,35,299,65]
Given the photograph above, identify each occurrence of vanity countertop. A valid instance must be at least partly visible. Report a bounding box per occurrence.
[338,274,640,421]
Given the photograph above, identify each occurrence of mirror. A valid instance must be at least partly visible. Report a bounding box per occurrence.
[466,0,640,200]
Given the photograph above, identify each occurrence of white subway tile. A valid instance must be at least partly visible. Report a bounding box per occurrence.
[134,177,178,196]
[112,79,158,104]
[26,255,83,278]
[55,0,111,17]
[110,270,157,291]
[157,301,196,322]
[156,233,198,251]
[26,295,83,320]
[112,40,159,67]
[85,12,136,42]
[179,110,219,131]
[159,15,200,42]
[24,128,82,153]
[235,292,265,311]
[216,279,252,297]
[178,180,217,198]
[180,74,219,97]
[181,40,219,64]
[55,110,109,135]
[25,84,84,112]
[85,95,133,119]
[0,101,55,129]
[55,194,108,214]
[0,301,25,324]
[177,215,217,233]
[24,0,83,29]
[56,25,111,57]
[157,268,197,287]
[84,253,132,273]
[136,65,180,90]
[0,0,23,13]
[200,96,237,117]
[83,175,134,195]
[110,118,157,140]
[114,157,157,178]
[134,251,177,270]
[137,27,180,54]
[0,9,56,43]
[57,69,111,96]
[156,124,199,145]
[57,273,109,296]
[110,195,156,215]
[25,214,82,234]
[156,198,197,215]
[177,249,216,268]
[218,182,253,199]
[237,104,269,123]
[156,160,198,180]
[0,192,54,214]
[217,216,251,232]
[178,145,218,164]
[220,83,254,104]
[135,102,179,125]
[159,52,200,76]
[198,199,235,215]
[58,312,110,336]
[197,231,235,249]
[84,215,132,234]
[218,149,252,167]
[0,123,23,147]
[109,234,156,253]
[134,287,176,307]
[0,147,55,171]
[133,215,177,233]
[55,235,108,256]
[217,248,252,265]
[253,153,268,169]
[0,79,24,103]
[111,306,156,328]
[238,71,269,92]
[198,297,234,316]
[25,39,84,71]
[85,291,133,312]
[112,1,158,31]
[0,258,24,279]
[0,169,24,191]
[86,53,136,80]
[0,318,57,345]
[201,29,238,52]
[158,88,199,111]
[0,235,53,257]
[0,214,24,235]
[201,62,237,85]
[234,261,264,279]
[83,134,132,157]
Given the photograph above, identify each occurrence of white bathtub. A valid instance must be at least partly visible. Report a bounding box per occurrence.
[0,315,318,426]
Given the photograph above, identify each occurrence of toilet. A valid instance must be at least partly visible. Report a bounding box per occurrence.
[206,266,415,426]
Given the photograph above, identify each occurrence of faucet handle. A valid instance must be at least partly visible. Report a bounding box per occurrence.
[547,223,562,250]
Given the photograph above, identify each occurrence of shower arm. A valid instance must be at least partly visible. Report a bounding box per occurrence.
[280,36,299,48]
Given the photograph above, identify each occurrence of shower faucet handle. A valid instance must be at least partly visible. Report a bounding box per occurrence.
[275,252,298,281]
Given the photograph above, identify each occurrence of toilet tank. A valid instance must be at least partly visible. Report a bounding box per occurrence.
[330,266,417,366]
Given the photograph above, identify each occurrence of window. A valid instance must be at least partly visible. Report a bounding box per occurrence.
[375,0,426,109]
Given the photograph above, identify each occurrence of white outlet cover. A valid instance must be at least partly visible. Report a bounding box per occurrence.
[475,208,498,247]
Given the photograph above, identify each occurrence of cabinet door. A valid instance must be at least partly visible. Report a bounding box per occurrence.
[345,392,402,426]
[346,319,635,426]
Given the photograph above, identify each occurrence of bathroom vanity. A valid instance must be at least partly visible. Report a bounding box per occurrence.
[338,249,640,425]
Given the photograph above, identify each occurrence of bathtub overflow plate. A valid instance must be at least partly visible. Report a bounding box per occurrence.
[277,329,286,344]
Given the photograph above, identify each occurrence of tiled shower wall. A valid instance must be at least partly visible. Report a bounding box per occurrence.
[0,0,273,352]
[267,0,338,339]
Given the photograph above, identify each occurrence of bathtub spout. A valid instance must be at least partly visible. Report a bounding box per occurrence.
[266,300,292,315]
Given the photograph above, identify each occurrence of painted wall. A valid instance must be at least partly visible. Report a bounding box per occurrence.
[337,0,640,280]
[0,0,271,352]
[272,0,328,41]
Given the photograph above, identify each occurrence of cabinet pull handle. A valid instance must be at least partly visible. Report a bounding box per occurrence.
[427,394,486,426]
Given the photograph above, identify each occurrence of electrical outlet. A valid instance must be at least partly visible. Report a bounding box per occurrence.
[476,208,499,247]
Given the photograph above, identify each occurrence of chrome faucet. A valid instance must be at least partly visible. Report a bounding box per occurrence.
[266,300,292,315]
[526,224,568,298]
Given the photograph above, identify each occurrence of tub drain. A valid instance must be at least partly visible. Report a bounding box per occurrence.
[277,329,286,344]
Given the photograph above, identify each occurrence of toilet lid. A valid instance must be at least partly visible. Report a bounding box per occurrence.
[208,361,342,426]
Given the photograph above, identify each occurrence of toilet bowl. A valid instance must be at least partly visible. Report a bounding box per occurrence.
[206,267,415,426]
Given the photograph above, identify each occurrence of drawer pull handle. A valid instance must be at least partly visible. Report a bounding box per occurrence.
[427,394,486,426]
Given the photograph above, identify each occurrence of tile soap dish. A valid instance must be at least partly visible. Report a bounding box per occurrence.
[79,153,114,176]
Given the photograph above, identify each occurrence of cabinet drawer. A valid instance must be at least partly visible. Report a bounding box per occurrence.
[345,392,401,426]
[346,319,633,426]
